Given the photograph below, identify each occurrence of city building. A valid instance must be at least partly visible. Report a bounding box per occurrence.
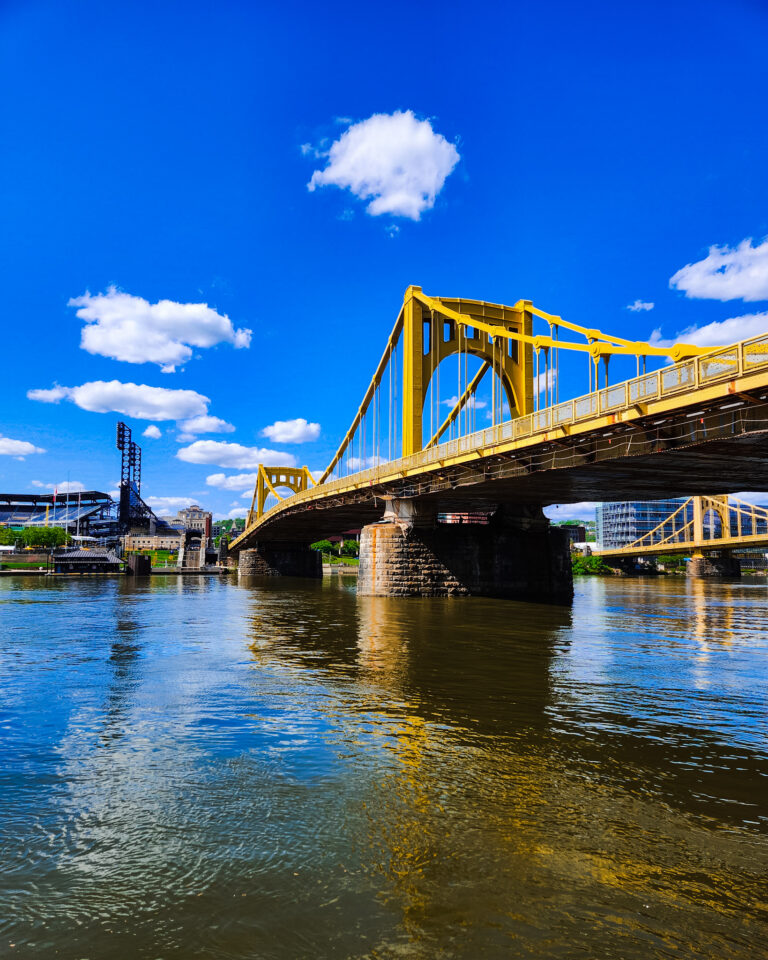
[123,532,183,552]
[595,499,692,550]
[175,505,212,536]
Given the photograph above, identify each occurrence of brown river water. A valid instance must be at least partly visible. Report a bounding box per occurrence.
[1,573,767,958]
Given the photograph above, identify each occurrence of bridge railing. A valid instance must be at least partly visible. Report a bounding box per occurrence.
[244,329,768,530]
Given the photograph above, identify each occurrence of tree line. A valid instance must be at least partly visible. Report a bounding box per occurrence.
[0,526,71,548]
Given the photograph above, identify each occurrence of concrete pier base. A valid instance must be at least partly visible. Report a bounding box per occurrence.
[358,505,573,604]
[687,554,741,578]
[237,542,322,578]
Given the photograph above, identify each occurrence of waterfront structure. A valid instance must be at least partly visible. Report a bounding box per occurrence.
[53,548,122,574]
[123,532,183,552]
[596,500,691,550]
[228,286,768,602]
[593,495,768,576]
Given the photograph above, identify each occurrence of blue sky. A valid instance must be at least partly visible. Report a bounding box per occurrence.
[1,0,767,520]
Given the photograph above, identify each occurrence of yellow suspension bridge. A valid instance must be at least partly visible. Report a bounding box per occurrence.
[593,495,768,561]
[230,285,768,600]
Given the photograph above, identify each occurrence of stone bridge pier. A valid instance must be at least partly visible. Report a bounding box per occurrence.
[687,551,741,578]
[237,541,321,578]
[357,500,573,604]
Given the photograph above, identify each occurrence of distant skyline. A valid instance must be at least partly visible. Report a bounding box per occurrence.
[1,0,767,520]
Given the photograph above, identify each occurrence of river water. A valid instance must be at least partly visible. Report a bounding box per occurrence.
[1,573,767,959]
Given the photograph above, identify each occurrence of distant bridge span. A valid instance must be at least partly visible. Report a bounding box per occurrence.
[231,287,768,600]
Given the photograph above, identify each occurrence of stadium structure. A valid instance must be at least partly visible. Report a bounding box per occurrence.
[0,421,173,543]
[0,490,117,537]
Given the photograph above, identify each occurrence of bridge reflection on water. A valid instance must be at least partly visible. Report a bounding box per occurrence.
[1,574,767,957]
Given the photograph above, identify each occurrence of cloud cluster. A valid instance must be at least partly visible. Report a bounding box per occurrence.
[308,110,460,220]
[144,496,197,512]
[670,238,768,302]
[177,440,296,469]
[143,425,162,439]
[650,312,768,349]
[543,502,598,522]
[261,418,320,443]
[206,472,259,491]
[627,300,654,312]
[0,435,45,457]
[28,380,210,421]
[31,480,85,493]
[71,288,252,372]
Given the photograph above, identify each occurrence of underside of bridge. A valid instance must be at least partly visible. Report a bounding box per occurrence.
[231,286,768,604]
[237,415,768,544]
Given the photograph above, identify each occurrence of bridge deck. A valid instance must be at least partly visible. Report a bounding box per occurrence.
[231,333,768,549]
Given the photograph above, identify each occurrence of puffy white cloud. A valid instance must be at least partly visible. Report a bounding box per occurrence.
[31,480,85,492]
[308,110,460,220]
[206,472,259,491]
[145,496,197,512]
[543,502,598,522]
[650,312,768,349]
[143,425,162,439]
[441,394,487,409]
[228,508,248,519]
[670,238,768,302]
[0,435,45,457]
[70,287,252,372]
[178,415,235,436]
[535,369,557,395]
[627,300,654,312]
[27,380,209,421]
[177,440,297,469]
[27,386,70,403]
[261,417,320,443]
[348,455,384,470]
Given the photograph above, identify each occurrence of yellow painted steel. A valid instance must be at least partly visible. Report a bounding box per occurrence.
[232,328,768,553]
[593,495,768,558]
[246,465,315,526]
[425,360,490,449]
[318,285,725,485]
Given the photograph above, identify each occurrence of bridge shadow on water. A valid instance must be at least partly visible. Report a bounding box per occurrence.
[233,574,768,956]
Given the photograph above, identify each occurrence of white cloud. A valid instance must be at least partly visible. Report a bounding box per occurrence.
[535,369,557,395]
[177,440,297,469]
[206,472,260,491]
[0,435,45,457]
[348,455,384,470]
[70,287,252,372]
[178,415,235,436]
[627,300,654,312]
[307,110,460,220]
[143,425,162,439]
[27,380,209,421]
[27,386,70,403]
[144,496,197,512]
[441,395,488,409]
[650,311,768,349]
[669,237,768,302]
[544,502,598,522]
[261,418,320,443]
[228,508,248,519]
[31,480,85,493]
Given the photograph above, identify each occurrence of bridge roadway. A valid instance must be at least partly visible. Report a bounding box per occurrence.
[231,333,768,551]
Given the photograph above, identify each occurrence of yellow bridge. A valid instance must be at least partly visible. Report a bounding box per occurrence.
[593,495,768,560]
[230,285,768,599]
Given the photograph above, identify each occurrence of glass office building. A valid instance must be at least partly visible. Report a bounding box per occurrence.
[595,499,692,550]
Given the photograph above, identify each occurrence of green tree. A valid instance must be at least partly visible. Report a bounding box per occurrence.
[311,539,334,554]
[572,554,612,576]
[341,539,359,557]
[20,526,70,548]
